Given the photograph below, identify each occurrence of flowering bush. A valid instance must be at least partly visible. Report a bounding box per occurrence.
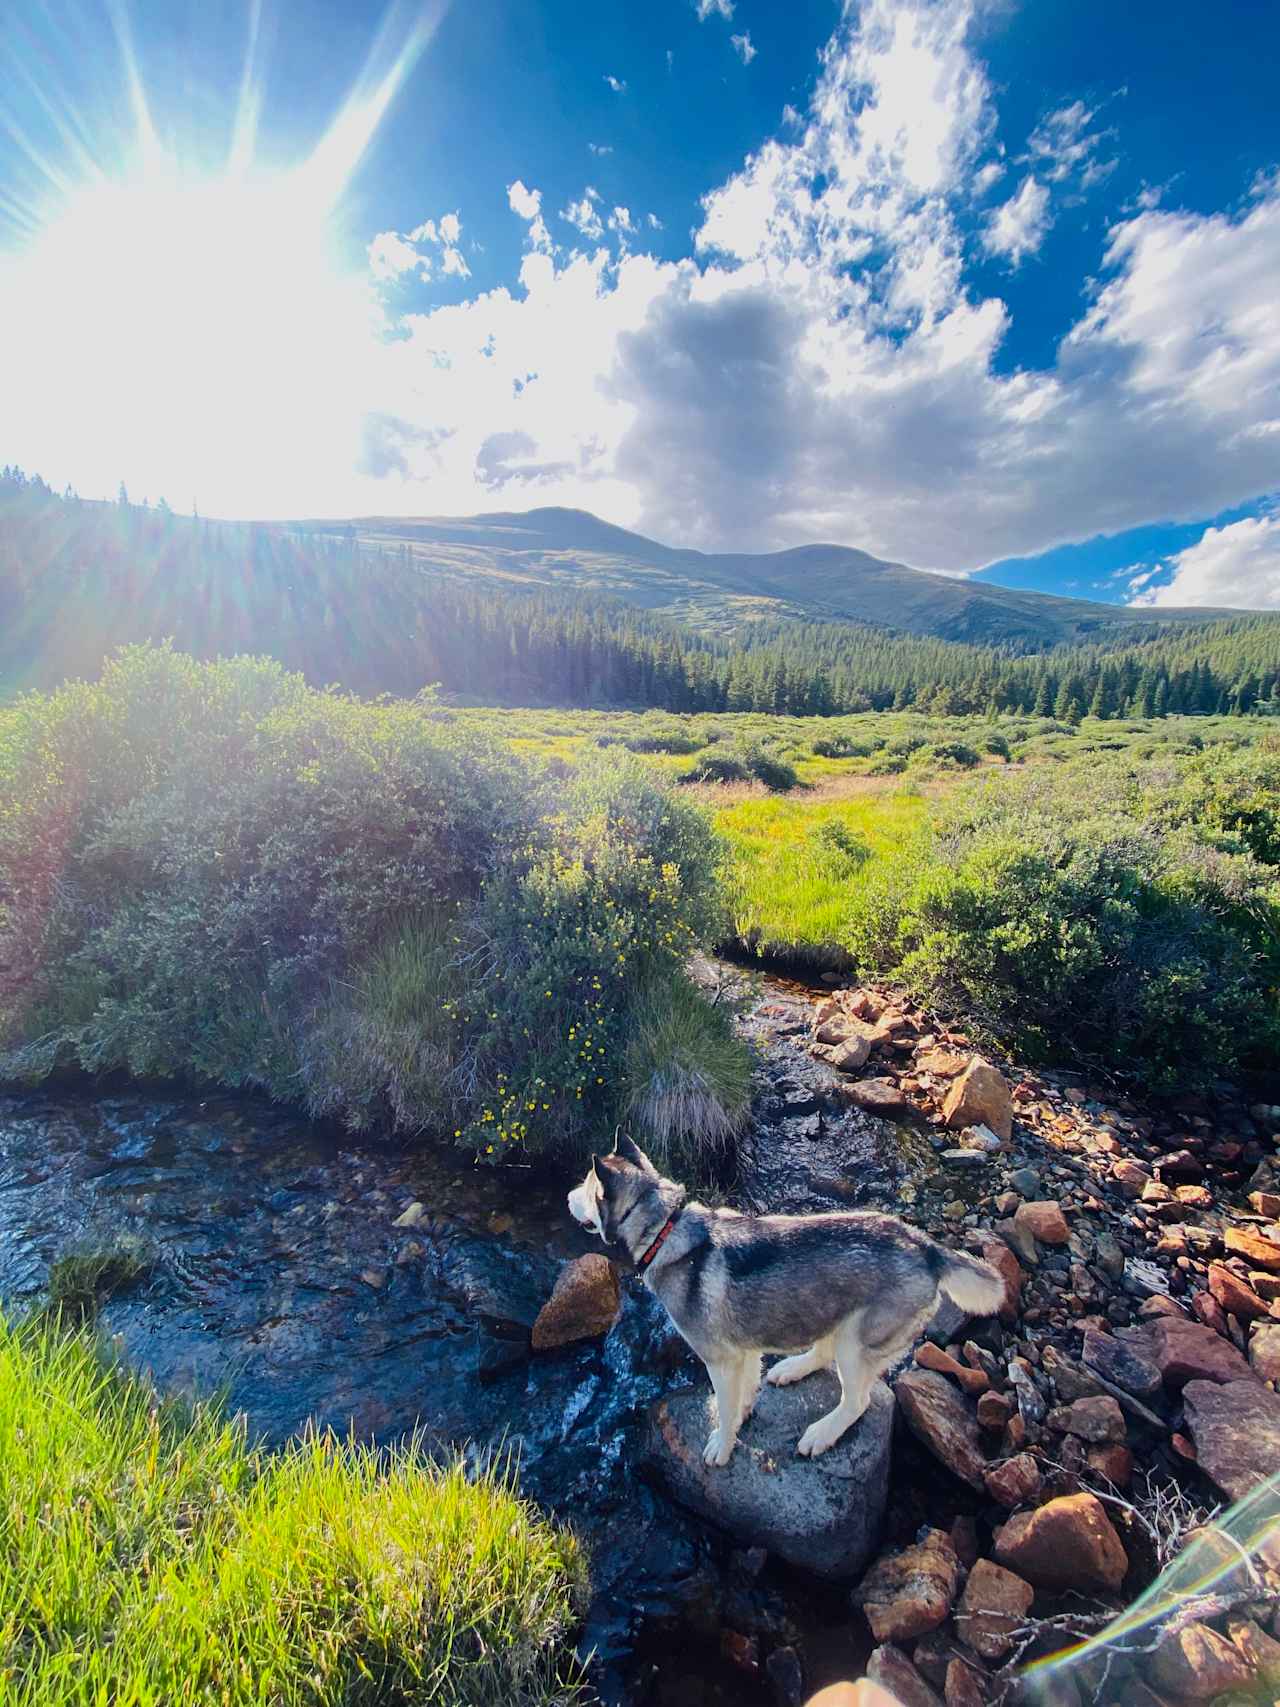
[0,647,739,1168]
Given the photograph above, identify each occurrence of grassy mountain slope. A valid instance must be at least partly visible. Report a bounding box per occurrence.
[343,506,1232,646]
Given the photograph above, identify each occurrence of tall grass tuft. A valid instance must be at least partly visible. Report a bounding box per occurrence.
[0,1313,587,1707]
[624,969,753,1179]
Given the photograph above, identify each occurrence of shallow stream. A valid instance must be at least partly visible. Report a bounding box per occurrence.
[0,965,921,1704]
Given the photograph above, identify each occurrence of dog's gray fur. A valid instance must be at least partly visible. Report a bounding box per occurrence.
[568,1134,1005,1466]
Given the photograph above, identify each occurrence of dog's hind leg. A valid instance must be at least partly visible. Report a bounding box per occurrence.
[766,1337,834,1387]
[797,1315,872,1459]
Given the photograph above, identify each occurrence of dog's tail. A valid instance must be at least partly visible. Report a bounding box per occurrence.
[934,1245,1006,1318]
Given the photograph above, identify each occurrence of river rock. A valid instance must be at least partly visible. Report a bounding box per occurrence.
[1207,1262,1269,1320]
[436,1236,558,1333]
[531,1254,621,1349]
[1249,1321,1280,1382]
[1049,1395,1126,1443]
[1117,1316,1253,1388]
[842,1077,911,1117]
[895,1368,987,1490]
[1111,1159,1151,1199]
[866,1644,945,1707]
[1013,1200,1069,1246]
[1182,1378,1280,1502]
[830,1035,873,1073]
[955,1557,1034,1661]
[855,1529,960,1641]
[1080,1329,1162,1400]
[1225,1223,1280,1271]
[643,1375,893,1578]
[993,1493,1128,1594]
[1147,1622,1255,1700]
[983,1451,1041,1508]
[942,1059,1012,1142]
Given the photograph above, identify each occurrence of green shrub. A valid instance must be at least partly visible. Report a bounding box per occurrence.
[809,819,873,871]
[907,740,981,771]
[623,968,753,1179]
[680,750,751,785]
[843,765,1280,1089]
[0,647,730,1163]
[984,733,1012,762]
[741,743,800,791]
[811,733,876,759]
[0,1314,586,1707]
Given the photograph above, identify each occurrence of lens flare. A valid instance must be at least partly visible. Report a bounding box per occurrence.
[0,0,447,514]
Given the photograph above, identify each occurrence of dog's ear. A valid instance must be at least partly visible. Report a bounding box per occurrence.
[593,1153,622,1195]
[615,1133,657,1175]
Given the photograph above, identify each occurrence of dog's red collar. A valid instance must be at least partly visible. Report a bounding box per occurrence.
[636,1213,679,1271]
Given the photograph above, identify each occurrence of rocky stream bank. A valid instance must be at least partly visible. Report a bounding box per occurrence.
[3,959,1280,1705]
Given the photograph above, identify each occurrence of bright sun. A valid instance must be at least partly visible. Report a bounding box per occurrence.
[0,3,444,515]
[3,170,374,512]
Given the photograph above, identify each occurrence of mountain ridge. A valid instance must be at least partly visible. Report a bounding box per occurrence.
[335,505,1234,649]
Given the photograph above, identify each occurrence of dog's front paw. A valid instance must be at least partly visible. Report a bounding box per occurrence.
[702,1429,734,1468]
[796,1413,848,1459]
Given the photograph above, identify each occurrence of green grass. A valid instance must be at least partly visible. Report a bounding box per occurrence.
[623,969,753,1176]
[712,790,932,966]
[0,1314,587,1707]
[45,1239,150,1319]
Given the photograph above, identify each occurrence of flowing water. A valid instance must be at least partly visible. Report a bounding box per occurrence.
[0,965,917,1704]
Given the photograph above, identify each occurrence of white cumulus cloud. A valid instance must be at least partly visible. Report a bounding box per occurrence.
[696,0,733,18]
[1131,515,1280,608]
[731,32,757,64]
[604,74,626,93]
[984,175,1050,264]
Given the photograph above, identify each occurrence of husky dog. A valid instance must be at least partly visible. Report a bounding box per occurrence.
[568,1135,1005,1466]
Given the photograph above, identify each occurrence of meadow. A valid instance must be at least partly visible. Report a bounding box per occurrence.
[450,704,1280,989]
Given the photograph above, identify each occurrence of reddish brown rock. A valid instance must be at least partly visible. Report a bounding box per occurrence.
[1207,1262,1270,1321]
[1191,1290,1230,1336]
[1086,1443,1134,1487]
[916,1047,969,1079]
[993,1493,1129,1594]
[942,1059,1013,1142]
[1226,1615,1280,1680]
[895,1369,987,1491]
[866,1644,945,1707]
[531,1254,620,1349]
[1249,1190,1280,1218]
[955,1558,1035,1662]
[1013,1200,1070,1246]
[1049,1395,1127,1443]
[976,1390,1014,1431]
[915,1342,988,1395]
[1111,1159,1152,1199]
[855,1529,961,1642]
[1225,1224,1280,1272]
[944,1658,987,1707]
[830,1034,874,1073]
[842,1077,912,1116]
[1147,1621,1254,1700]
[983,1452,1042,1509]
[1118,1316,1253,1388]
[1182,1378,1280,1502]
[1249,1321,1280,1382]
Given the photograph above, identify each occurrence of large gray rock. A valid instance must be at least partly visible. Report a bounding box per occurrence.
[644,1373,893,1578]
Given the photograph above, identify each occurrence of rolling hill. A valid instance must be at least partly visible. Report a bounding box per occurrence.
[338,506,1233,648]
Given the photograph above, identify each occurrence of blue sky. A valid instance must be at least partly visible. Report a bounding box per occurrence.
[1,0,1278,606]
